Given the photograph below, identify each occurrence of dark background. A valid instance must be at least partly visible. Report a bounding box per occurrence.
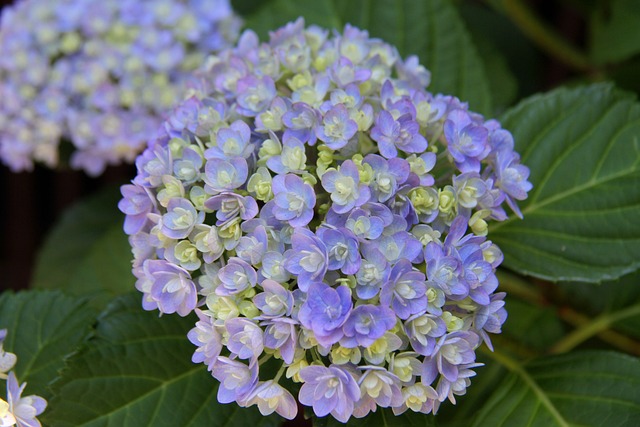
[0,0,587,292]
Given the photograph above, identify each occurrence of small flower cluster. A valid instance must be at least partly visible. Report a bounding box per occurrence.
[0,330,47,427]
[0,0,240,175]
[120,19,532,422]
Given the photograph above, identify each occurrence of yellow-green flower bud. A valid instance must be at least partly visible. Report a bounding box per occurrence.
[168,137,189,158]
[287,71,314,91]
[60,32,81,54]
[247,167,273,202]
[442,311,464,332]
[157,175,185,207]
[469,209,491,236]
[331,345,362,365]
[258,138,282,162]
[301,172,317,186]
[239,300,259,319]
[409,187,439,215]
[206,295,239,321]
[286,358,310,383]
[218,217,242,241]
[190,186,212,212]
[174,240,201,269]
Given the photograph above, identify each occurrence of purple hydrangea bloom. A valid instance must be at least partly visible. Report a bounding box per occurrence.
[422,332,480,384]
[262,318,298,364]
[212,357,258,404]
[216,257,258,296]
[321,160,371,214]
[282,102,319,145]
[340,305,396,348]
[316,104,358,149]
[316,227,361,274]
[270,174,316,227]
[188,309,223,370]
[353,367,404,418]
[146,260,197,316]
[355,250,390,299]
[205,192,259,224]
[364,154,410,203]
[203,157,249,193]
[0,0,240,175]
[371,110,428,158]
[244,380,298,420]
[284,228,328,291]
[298,365,360,423]
[5,372,47,427]
[225,318,264,360]
[205,120,254,160]
[444,110,490,173]
[236,75,277,117]
[298,283,352,347]
[119,184,155,235]
[380,259,428,319]
[253,279,294,318]
[119,18,532,422]
[160,198,204,240]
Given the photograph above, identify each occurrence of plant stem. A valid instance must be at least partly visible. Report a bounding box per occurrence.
[497,269,546,305]
[497,0,591,71]
[550,304,640,355]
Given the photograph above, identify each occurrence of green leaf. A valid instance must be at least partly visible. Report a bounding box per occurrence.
[560,270,640,342]
[318,408,436,426]
[491,83,640,282]
[44,293,280,427]
[32,187,133,306]
[0,290,97,398]
[473,351,640,427]
[244,0,492,115]
[591,0,640,64]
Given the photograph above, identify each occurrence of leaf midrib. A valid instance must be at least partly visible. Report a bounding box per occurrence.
[492,165,640,233]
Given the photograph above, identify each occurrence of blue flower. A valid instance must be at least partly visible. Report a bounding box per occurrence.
[298,364,360,423]
[371,110,428,158]
[340,305,396,348]
[284,228,328,291]
[380,259,428,319]
[316,227,361,274]
[161,197,204,240]
[216,257,258,296]
[316,104,358,149]
[444,109,490,173]
[270,173,316,227]
[321,160,370,214]
[298,283,352,347]
[203,157,249,193]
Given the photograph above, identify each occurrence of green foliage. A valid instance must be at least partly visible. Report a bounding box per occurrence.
[7,2,640,427]
[0,291,97,398]
[243,0,492,114]
[44,293,281,427]
[492,83,640,283]
[590,0,640,64]
[32,187,133,307]
[472,351,640,427]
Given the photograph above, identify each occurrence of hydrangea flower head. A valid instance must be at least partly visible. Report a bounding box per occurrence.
[120,18,531,422]
[0,330,47,427]
[0,0,240,175]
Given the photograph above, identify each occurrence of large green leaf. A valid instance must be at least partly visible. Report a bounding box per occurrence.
[0,291,97,398]
[491,83,640,282]
[244,0,492,115]
[32,187,133,306]
[559,270,640,342]
[44,293,280,427]
[591,0,640,64]
[318,408,436,426]
[472,351,640,427]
